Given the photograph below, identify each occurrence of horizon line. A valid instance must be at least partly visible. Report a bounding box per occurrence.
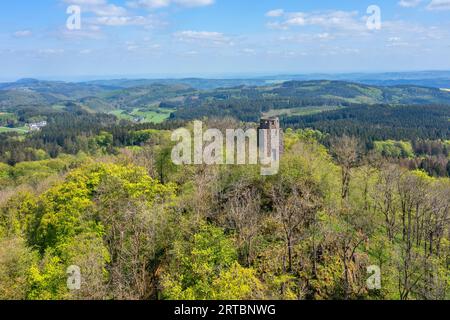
[2,69,450,84]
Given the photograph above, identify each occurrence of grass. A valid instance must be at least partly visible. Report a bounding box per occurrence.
[0,112,16,120]
[263,106,344,118]
[51,104,67,110]
[109,110,134,121]
[0,126,29,134]
[110,106,175,124]
[0,112,28,134]
[133,108,175,123]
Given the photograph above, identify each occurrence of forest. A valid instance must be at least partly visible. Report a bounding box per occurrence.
[0,123,449,300]
[0,79,449,300]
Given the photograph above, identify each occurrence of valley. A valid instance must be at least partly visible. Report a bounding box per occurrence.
[0,76,449,301]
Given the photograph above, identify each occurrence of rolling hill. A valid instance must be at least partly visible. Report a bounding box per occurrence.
[2,78,450,122]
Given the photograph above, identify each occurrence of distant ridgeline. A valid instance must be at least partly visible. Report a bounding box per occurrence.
[1,78,450,168]
[167,81,450,142]
[280,104,450,142]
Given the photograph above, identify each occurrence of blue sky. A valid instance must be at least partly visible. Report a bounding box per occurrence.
[1,0,450,80]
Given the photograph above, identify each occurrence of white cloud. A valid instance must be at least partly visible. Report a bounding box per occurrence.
[174,30,233,46]
[127,0,170,9]
[266,9,284,17]
[398,0,422,8]
[386,36,410,47]
[62,0,166,28]
[382,20,448,40]
[62,0,105,5]
[267,10,365,32]
[63,0,128,16]
[92,15,148,26]
[123,40,162,52]
[175,0,214,7]
[13,30,32,38]
[62,0,133,28]
[127,45,140,51]
[266,22,289,30]
[91,4,128,16]
[56,24,103,39]
[427,0,450,10]
[316,33,332,40]
[127,0,214,9]
[284,15,307,26]
[242,48,256,55]
[61,0,143,28]
[38,49,65,55]
[276,32,335,44]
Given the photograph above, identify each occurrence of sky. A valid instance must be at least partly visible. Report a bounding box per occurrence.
[1,0,450,80]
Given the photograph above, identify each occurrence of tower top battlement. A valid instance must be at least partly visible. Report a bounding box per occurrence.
[258,117,284,157]
[259,117,280,129]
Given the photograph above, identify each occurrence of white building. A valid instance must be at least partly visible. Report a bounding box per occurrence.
[27,121,47,131]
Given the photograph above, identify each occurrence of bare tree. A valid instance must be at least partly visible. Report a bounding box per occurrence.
[192,165,220,220]
[424,182,450,257]
[95,177,170,300]
[271,180,321,272]
[225,181,261,266]
[361,150,383,210]
[337,228,368,300]
[395,171,432,300]
[330,135,362,201]
[372,164,401,241]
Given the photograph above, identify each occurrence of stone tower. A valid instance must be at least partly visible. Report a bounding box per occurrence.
[258,117,284,160]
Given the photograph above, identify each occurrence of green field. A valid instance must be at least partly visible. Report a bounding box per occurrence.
[109,109,134,121]
[0,113,28,134]
[0,112,16,120]
[110,106,175,124]
[263,106,344,118]
[51,104,67,110]
[0,126,29,134]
